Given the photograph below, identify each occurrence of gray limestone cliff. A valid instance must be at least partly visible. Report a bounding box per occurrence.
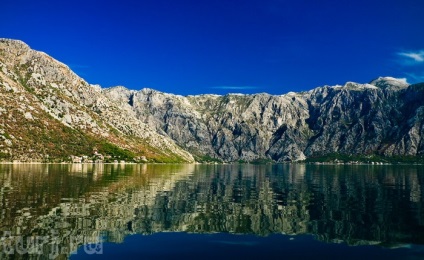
[105,78,424,162]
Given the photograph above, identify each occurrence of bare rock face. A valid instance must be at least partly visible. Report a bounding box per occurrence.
[105,77,424,162]
[1,38,423,162]
[304,80,424,157]
[104,89,311,161]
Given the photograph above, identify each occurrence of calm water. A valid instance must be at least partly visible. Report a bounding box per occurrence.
[0,163,423,259]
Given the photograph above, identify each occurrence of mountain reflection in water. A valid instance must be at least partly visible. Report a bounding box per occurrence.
[0,163,423,258]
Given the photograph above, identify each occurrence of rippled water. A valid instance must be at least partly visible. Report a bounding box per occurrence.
[0,163,423,259]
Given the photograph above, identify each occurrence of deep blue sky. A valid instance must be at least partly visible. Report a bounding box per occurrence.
[1,0,423,95]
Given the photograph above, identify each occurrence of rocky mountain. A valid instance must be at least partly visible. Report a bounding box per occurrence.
[105,78,424,162]
[0,39,193,162]
[1,38,423,162]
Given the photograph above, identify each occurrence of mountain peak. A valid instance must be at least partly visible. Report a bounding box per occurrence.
[140,87,161,94]
[0,38,30,49]
[369,77,409,89]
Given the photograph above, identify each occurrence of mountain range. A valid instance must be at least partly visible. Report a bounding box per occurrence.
[1,38,423,163]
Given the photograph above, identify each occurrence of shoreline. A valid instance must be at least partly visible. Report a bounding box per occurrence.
[0,161,423,166]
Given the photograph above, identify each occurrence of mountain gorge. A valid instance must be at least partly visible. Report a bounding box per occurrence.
[1,39,423,162]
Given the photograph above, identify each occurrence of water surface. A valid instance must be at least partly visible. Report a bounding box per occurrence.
[0,164,423,259]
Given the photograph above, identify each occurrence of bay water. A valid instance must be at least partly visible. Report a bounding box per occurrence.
[0,164,423,259]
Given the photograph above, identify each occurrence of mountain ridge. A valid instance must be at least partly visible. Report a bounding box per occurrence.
[1,38,423,162]
[104,77,424,162]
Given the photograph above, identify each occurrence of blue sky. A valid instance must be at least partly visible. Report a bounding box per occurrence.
[1,0,423,95]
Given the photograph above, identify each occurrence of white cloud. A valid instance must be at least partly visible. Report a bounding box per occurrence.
[397,50,424,63]
[211,86,258,90]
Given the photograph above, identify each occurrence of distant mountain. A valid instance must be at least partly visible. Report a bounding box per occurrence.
[105,78,424,162]
[1,38,423,162]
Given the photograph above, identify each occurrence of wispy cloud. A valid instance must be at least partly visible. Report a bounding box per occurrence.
[404,73,424,83]
[210,86,258,90]
[397,50,424,64]
[395,49,424,83]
